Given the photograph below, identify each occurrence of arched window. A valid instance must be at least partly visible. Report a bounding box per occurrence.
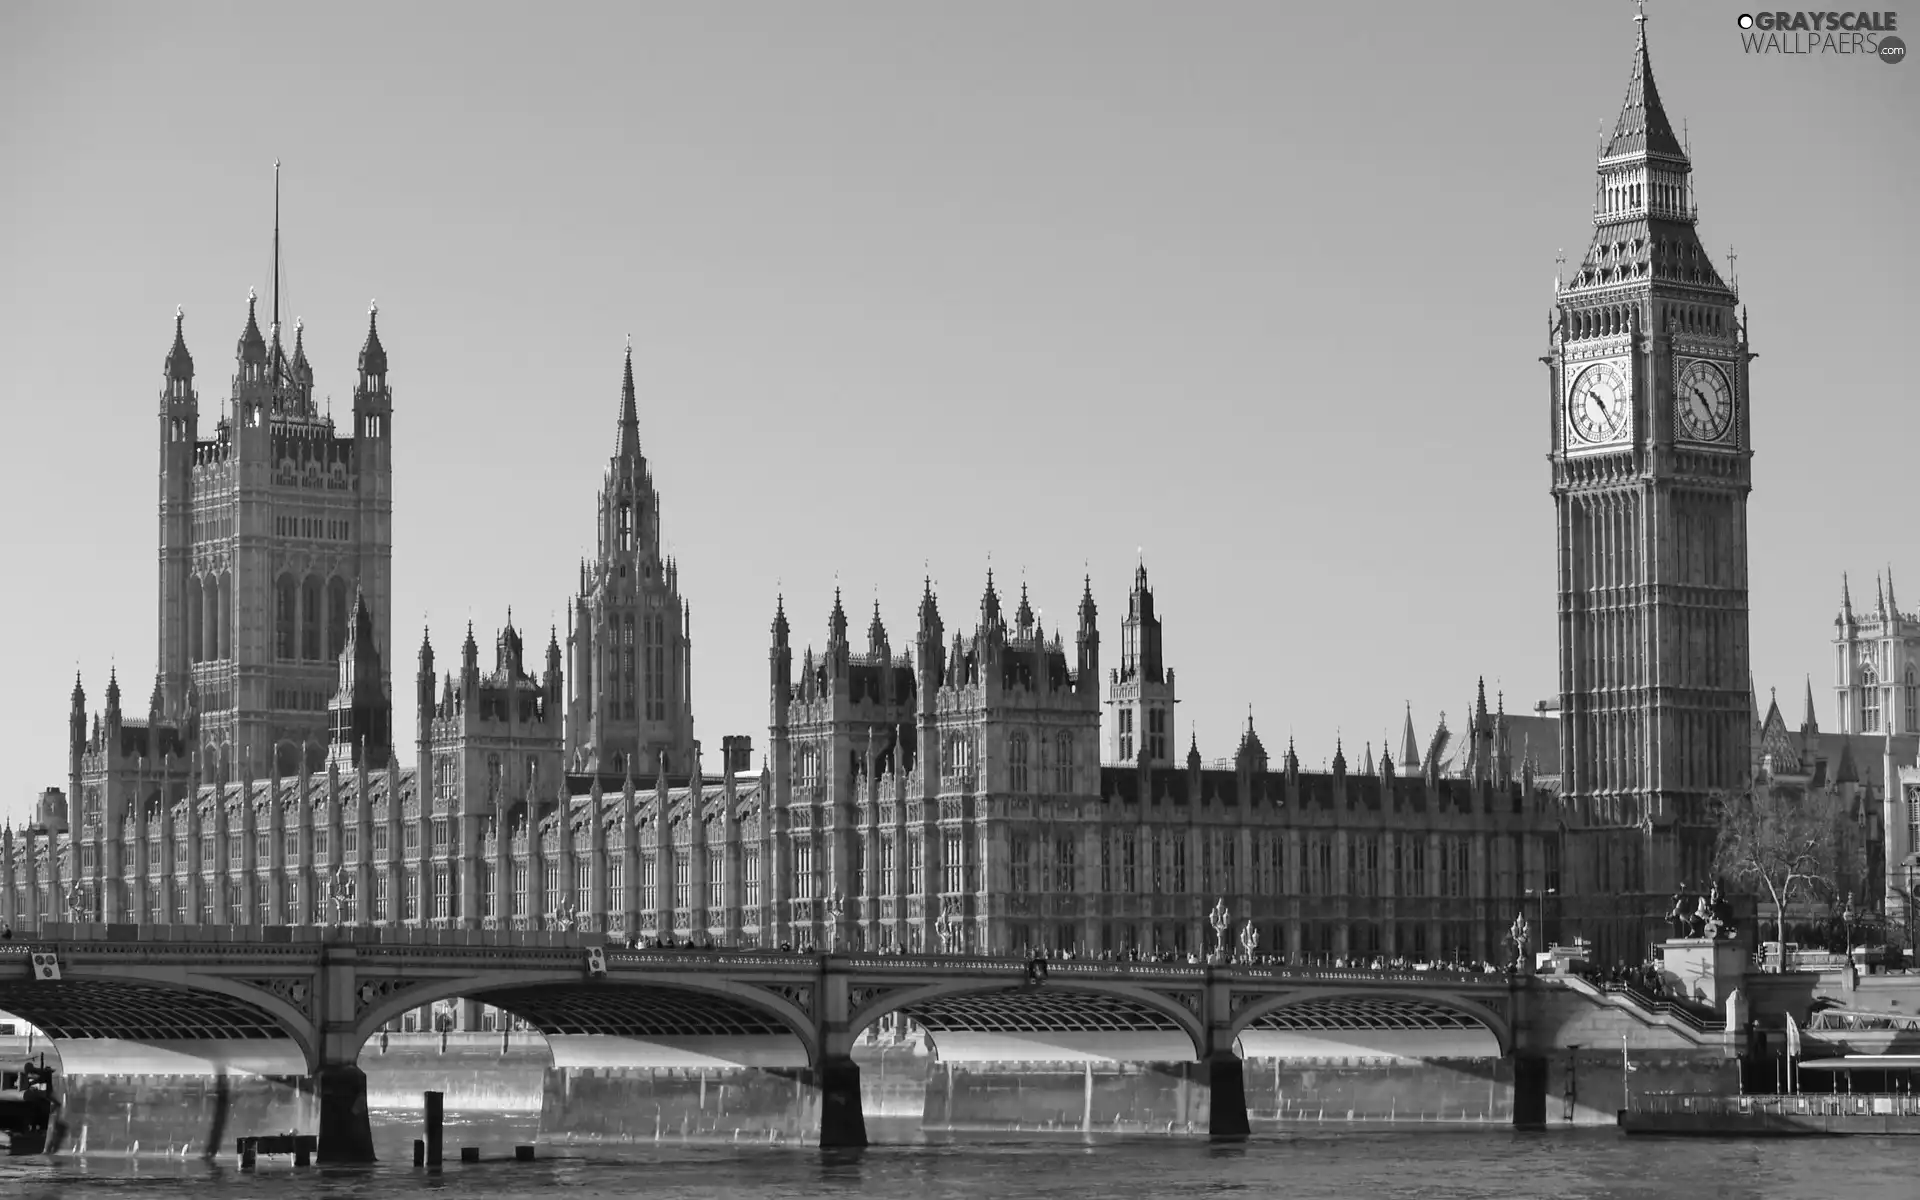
[1055,733,1073,793]
[216,572,232,661]
[1905,666,1918,734]
[301,575,321,660]
[1008,734,1029,792]
[1861,661,1881,733]
[327,577,349,659]
[617,503,633,554]
[275,576,297,660]
[187,577,205,663]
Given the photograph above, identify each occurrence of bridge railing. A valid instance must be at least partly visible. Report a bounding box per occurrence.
[1596,982,1724,1032]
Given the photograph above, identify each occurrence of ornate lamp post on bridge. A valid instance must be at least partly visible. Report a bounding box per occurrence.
[326,867,356,928]
[823,891,844,953]
[1208,898,1230,965]
[1237,914,1259,964]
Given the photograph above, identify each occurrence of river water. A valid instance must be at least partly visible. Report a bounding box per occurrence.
[0,1112,1907,1199]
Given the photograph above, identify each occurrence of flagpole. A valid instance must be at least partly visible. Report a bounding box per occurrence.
[1621,1032,1630,1110]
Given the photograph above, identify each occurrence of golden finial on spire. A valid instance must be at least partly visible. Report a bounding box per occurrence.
[369,299,378,317]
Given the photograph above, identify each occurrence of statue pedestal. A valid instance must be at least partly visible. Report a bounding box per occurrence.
[1660,938,1746,1007]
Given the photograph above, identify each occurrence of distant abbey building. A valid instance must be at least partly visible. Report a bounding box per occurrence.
[8,18,1841,976]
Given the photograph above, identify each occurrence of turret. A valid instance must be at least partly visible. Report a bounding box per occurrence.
[771,595,793,728]
[328,585,392,769]
[1075,574,1099,700]
[915,578,944,718]
[545,625,563,714]
[416,626,435,748]
[68,672,86,768]
[826,588,849,675]
[461,621,479,690]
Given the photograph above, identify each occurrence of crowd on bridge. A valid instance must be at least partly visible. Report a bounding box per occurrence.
[615,932,1507,976]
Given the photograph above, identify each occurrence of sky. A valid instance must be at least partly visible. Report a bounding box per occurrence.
[1,3,1913,823]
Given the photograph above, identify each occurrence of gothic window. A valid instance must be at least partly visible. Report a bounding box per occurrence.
[1121,830,1137,893]
[576,859,594,916]
[793,843,815,899]
[1011,835,1031,893]
[283,831,298,861]
[1906,667,1918,733]
[608,854,626,910]
[1054,733,1073,792]
[326,577,348,660]
[617,503,632,554]
[1054,836,1075,893]
[301,575,321,660]
[1148,708,1166,762]
[673,851,691,908]
[1008,734,1029,792]
[1171,836,1187,893]
[850,836,867,896]
[1861,661,1881,733]
[275,576,297,659]
[943,832,964,894]
[1221,836,1236,895]
[646,615,666,722]
[623,614,636,719]
[402,869,419,920]
[907,839,923,894]
[1119,708,1134,762]
[707,850,724,910]
[514,862,530,917]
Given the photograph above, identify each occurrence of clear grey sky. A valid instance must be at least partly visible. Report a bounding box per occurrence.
[2,2,1913,821]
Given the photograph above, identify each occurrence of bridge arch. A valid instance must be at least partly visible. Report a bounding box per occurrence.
[0,973,317,1074]
[351,968,821,1069]
[1230,989,1512,1058]
[849,978,1208,1063]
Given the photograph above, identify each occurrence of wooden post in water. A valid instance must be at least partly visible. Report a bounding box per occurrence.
[425,1090,444,1167]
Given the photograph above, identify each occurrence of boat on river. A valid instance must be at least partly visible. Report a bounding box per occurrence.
[0,1057,56,1155]
[1622,1056,1920,1137]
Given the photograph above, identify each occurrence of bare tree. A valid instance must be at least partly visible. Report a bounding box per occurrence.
[1711,786,1850,959]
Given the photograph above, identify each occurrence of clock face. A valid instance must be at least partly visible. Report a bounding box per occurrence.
[1568,361,1630,444]
[1674,359,1734,442]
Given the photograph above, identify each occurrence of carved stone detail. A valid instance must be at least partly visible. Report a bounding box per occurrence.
[1156,989,1202,1019]
[847,985,906,1016]
[760,984,814,1018]
[355,977,430,1019]
[240,975,313,1018]
[1230,991,1263,1016]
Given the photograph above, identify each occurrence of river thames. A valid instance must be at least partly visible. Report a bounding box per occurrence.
[0,1113,1907,1199]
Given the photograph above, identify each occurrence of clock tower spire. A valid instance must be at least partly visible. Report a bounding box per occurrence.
[1547,10,1752,964]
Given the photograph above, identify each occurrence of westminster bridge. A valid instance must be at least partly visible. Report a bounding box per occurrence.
[0,925,1740,1160]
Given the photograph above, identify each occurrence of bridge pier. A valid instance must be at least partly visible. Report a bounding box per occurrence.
[1510,1054,1548,1130]
[315,1063,376,1163]
[1205,1051,1250,1140]
[816,1055,868,1148]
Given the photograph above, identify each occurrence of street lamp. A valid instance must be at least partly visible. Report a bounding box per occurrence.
[1905,855,1920,965]
[1841,892,1855,965]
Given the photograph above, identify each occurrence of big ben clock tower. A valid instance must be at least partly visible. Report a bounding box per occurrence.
[1548,11,1752,962]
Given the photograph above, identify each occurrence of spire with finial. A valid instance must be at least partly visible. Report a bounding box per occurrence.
[980,567,1001,628]
[237,288,267,364]
[166,306,194,383]
[615,337,641,460]
[1361,741,1375,776]
[1803,676,1819,735]
[1332,736,1347,775]
[772,593,790,643]
[1878,573,1888,618]
[1888,566,1900,618]
[1187,728,1202,773]
[1015,581,1034,636]
[1399,703,1421,772]
[829,587,848,646]
[868,596,888,653]
[357,300,386,380]
[1842,572,1856,623]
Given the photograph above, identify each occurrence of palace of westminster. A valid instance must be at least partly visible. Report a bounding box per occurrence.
[5,23,1917,989]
